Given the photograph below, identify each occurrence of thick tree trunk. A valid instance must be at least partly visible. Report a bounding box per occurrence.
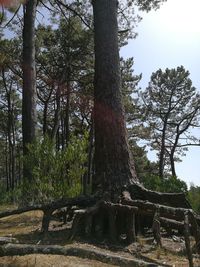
[22,0,37,180]
[92,0,137,199]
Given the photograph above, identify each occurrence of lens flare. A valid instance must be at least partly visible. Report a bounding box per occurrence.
[0,0,25,8]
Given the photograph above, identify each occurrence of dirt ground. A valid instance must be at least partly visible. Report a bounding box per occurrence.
[0,205,200,267]
[0,254,116,267]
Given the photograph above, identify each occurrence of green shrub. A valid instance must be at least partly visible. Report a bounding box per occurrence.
[188,185,200,213]
[21,133,88,204]
[142,175,188,194]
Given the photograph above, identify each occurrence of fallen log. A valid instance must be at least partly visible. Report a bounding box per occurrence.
[0,243,165,267]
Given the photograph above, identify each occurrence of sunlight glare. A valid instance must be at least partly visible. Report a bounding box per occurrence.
[158,0,200,35]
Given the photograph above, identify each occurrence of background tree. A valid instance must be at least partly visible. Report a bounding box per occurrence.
[22,0,37,182]
[36,15,93,142]
[188,184,200,213]
[141,66,200,178]
[0,38,22,194]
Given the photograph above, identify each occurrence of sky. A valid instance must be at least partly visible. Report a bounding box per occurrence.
[121,0,200,186]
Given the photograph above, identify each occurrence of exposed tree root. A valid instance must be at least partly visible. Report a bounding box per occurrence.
[0,196,97,220]
[0,243,167,267]
[0,186,199,267]
[128,183,191,208]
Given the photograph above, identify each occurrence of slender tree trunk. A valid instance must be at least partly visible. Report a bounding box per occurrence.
[5,136,9,191]
[169,130,180,177]
[22,0,37,180]
[87,119,94,186]
[7,93,12,190]
[64,80,70,147]
[159,121,167,179]
[2,71,13,190]
[92,0,137,200]
[61,112,65,150]
[17,146,22,186]
[43,102,48,136]
[51,85,61,141]
[11,121,16,190]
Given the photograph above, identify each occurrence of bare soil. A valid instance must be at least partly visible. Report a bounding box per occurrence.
[0,205,200,267]
[0,254,116,267]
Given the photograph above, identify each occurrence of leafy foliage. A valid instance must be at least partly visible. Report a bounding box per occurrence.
[140,66,200,177]
[188,184,200,213]
[22,133,88,204]
[129,140,188,194]
[142,175,188,194]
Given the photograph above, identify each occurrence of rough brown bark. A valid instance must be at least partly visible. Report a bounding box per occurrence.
[159,217,184,233]
[184,212,194,267]
[121,199,192,221]
[0,196,97,220]
[92,0,137,199]
[128,184,191,208]
[22,0,37,149]
[37,84,54,136]
[189,212,200,254]
[152,211,162,247]
[0,243,160,266]
[41,209,53,234]
[51,85,61,140]
[126,210,136,243]
[22,0,37,181]
[159,117,168,179]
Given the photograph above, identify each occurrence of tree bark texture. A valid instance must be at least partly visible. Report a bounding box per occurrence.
[22,0,37,179]
[152,211,162,247]
[2,71,17,190]
[184,212,194,267]
[159,119,168,179]
[22,0,37,148]
[0,243,159,266]
[51,85,61,141]
[92,0,137,198]
[128,184,191,208]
